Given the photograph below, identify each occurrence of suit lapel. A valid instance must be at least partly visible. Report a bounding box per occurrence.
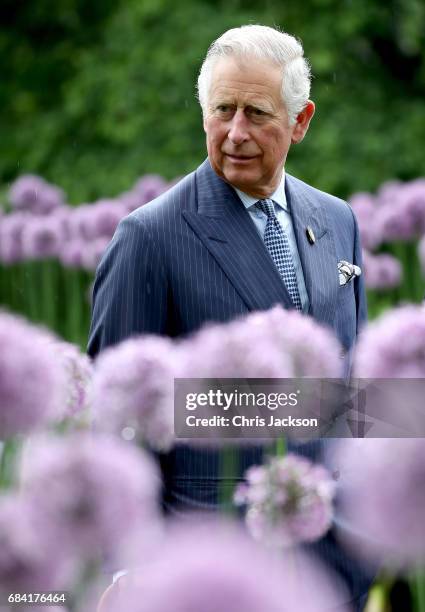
[182,161,296,313]
[285,174,338,327]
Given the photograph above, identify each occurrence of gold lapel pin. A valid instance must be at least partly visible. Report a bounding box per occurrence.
[306,226,316,245]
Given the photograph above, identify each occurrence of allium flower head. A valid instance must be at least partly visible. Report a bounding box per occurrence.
[21,215,65,259]
[246,307,343,377]
[181,306,342,379]
[0,212,28,264]
[52,342,93,418]
[9,175,64,215]
[119,190,142,213]
[70,201,124,242]
[335,438,425,567]
[132,175,168,204]
[20,433,160,561]
[92,336,176,451]
[0,312,65,439]
[59,238,85,268]
[362,250,402,290]
[354,305,425,377]
[397,179,425,236]
[90,200,126,238]
[103,519,349,612]
[349,193,382,250]
[235,454,336,548]
[0,494,71,592]
[81,236,110,271]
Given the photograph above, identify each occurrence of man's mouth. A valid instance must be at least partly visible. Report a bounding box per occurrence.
[225,154,256,163]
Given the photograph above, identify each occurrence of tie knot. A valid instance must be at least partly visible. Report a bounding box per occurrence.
[256,199,276,218]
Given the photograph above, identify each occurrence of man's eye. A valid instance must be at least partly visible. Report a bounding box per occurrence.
[249,108,267,116]
[216,105,232,113]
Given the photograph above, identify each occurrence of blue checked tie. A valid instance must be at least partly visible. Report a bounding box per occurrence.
[256,199,302,311]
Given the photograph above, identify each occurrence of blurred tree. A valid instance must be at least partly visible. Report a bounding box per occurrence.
[0,0,424,203]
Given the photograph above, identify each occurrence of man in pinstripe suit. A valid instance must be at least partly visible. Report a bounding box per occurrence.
[89,25,372,611]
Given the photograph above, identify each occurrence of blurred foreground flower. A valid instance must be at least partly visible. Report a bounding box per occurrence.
[354,305,425,377]
[53,342,93,418]
[181,306,342,378]
[335,438,425,568]
[0,312,64,439]
[362,250,402,290]
[92,336,176,451]
[20,434,160,562]
[234,454,336,548]
[98,519,349,612]
[0,494,71,593]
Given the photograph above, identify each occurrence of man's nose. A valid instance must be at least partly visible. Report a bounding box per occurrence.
[227,110,250,145]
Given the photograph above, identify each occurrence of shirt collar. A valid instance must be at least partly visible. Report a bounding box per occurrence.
[233,171,288,212]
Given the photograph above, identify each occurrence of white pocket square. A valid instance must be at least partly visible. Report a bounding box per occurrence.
[338,260,361,286]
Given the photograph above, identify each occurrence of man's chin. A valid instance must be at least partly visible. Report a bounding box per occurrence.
[221,169,260,193]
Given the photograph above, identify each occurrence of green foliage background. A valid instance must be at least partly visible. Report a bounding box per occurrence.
[1,0,424,203]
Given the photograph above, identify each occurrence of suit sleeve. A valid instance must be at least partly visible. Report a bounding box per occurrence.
[351,207,368,335]
[87,214,168,358]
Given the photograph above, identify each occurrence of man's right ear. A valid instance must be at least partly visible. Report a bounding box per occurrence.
[291,100,315,144]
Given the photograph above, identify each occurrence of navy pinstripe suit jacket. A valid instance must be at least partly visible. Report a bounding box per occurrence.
[88,159,372,604]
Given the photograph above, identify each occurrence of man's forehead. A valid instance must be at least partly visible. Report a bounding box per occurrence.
[208,57,283,105]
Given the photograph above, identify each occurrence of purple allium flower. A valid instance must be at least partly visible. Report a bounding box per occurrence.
[58,238,85,268]
[132,175,168,204]
[354,305,425,377]
[52,342,93,418]
[0,312,65,439]
[92,336,176,451]
[247,307,343,377]
[0,212,28,264]
[119,190,142,213]
[376,180,403,207]
[20,433,160,561]
[234,454,336,548]
[362,250,402,290]
[80,237,110,271]
[90,200,126,238]
[349,193,382,250]
[104,519,349,612]
[0,494,72,592]
[377,199,419,243]
[70,201,124,243]
[180,306,342,379]
[21,215,65,259]
[397,179,425,236]
[8,175,65,215]
[334,438,425,568]
[68,204,93,240]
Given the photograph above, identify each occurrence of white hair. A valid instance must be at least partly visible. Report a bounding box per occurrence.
[197,25,312,125]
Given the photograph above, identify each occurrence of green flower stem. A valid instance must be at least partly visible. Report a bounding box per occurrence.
[411,570,425,612]
[275,437,286,456]
[66,269,83,344]
[0,438,20,490]
[24,261,40,322]
[41,259,56,329]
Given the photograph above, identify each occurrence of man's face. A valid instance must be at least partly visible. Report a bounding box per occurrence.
[203,56,313,199]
